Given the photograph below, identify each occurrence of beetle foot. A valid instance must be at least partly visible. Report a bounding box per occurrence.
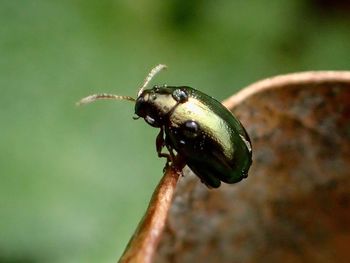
[171,163,184,177]
[162,161,184,177]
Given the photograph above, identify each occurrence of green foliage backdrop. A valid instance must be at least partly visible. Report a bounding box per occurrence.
[1,0,349,262]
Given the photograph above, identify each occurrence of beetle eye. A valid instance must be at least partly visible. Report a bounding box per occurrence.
[172,89,188,103]
[183,120,199,138]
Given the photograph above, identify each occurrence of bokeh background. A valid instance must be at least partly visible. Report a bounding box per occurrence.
[1,0,350,262]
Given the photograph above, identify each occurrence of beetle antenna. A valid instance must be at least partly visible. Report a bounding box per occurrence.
[76,93,136,106]
[77,64,167,106]
[137,64,167,97]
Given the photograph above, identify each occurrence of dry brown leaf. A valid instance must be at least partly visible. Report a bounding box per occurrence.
[120,71,350,263]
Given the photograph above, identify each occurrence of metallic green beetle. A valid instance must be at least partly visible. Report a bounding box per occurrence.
[78,64,252,188]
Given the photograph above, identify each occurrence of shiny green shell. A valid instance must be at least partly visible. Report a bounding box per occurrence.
[135,85,252,188]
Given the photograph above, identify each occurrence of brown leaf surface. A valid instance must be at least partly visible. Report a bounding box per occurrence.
[153,71,350,263]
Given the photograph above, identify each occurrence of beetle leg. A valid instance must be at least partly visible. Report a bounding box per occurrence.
[165,138,176,161]
[156,127,184,176]
[164,136,185,176]
[156,127,172,163]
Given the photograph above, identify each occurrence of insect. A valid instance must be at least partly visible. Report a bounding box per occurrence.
[78,64,252,188]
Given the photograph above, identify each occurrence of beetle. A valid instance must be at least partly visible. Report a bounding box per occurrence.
[78,64,252,188]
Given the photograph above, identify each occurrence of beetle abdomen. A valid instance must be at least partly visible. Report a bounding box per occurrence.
[166,87,252,188]
[167,126,250,188]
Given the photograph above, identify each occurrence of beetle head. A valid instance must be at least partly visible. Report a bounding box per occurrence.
[135,86,188,127]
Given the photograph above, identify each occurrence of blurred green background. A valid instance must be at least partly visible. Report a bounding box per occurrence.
[1,0,350,262]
